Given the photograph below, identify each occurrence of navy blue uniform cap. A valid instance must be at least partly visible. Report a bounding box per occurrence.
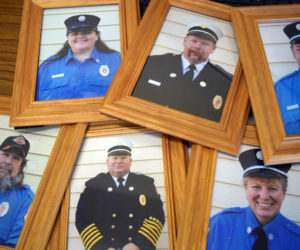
[64,14,100,33]
[283,21,300,44]
[239,148,291,178]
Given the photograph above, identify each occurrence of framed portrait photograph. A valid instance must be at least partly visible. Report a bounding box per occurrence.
[9,0,140,127]
[101,0,250,156]
[64,128,187,249]
[176,140,300,249]
[0,114,60,249]
[231,5,300,164]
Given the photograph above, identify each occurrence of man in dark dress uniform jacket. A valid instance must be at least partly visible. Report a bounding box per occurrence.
[76,140,165,250]
[132,21,233,122]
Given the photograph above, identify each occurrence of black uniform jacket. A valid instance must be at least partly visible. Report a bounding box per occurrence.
[132,53,233,122]
[76,172,165,250]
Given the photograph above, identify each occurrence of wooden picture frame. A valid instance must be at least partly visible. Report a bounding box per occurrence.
[231,5,300,164]
[9,0,139,127]
[66,124,188,249]
[100,0,250,156]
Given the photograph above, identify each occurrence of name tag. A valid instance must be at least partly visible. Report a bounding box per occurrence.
[287,104,299,110]
[51,73,64,79]
[148,79,161,86]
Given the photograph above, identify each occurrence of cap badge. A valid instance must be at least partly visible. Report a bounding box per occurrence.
[213,95,223,110]
[169,73,177,78]
[0,202,9,217]
[99,65,110,77]
[200,23,207,29]
[78,15,86,22]
[200,81,206,87]
[13,136,26,145]
[139,194,146,206]
[256,150,263,161]
[296,24,300,31]
[107,187,113,192]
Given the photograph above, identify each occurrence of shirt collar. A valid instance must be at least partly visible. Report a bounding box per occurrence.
[181,54,208,73]
[111,172,129,186]
[65,47,100,64]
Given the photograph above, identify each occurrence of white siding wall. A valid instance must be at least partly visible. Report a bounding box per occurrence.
[0,114,60,193]
[39,5,120,64]
[211,144,300,226]
[149,7,239,75]
[258,21,299,82]
[68,131,169,250]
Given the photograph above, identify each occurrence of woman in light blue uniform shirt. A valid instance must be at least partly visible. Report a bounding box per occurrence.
[36,14,121,101]
[275,21,300,135]
[206,148,300,250]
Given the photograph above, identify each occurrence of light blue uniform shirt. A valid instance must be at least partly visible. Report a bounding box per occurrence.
[275,67,300,135]
[206,206,300,250]
[0,185,34,247]
[36,47,121,100]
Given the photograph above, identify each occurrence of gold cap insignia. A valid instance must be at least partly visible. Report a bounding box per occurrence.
[213,95,223,110]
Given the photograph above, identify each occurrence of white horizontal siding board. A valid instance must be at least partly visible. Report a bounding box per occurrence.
[259,22,291,44]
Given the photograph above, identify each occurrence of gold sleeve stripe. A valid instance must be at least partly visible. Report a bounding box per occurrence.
[143,222,160,239]
[139,226,158,243]
[86,233,103,250]
[138,229,156,246]
[82,227,98,245]
[138,217,163,246]
[80,223,96,237]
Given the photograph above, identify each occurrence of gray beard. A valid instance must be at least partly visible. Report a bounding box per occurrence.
[0,174,22,192]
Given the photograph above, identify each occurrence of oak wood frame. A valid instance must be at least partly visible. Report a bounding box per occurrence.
[232,5,300,164]
[100,0,250,156]
[9,0,140,127]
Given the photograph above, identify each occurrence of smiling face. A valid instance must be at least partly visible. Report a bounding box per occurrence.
[183,35,216,65]
[0,150,23,178]
[291,42,300,66]
[245,177,286,226]
[107,154,132,178]
[67,30,98,55]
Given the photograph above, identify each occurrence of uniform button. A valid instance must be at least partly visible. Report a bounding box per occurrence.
[129,225,133,230]
[112,213,117,218]
[128,237,132,241]
[129,213,134,218]
[111,225,116,229]
[268,233,274,240]
[111,238,115,242]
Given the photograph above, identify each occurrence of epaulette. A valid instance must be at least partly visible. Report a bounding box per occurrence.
[276,69,299,82]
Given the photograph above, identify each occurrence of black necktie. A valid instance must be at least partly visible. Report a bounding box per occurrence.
[252,227,268,250]
[117,177,125,190]
[183,64,196,82]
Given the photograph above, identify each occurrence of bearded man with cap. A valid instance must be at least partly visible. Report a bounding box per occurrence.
[275,21,300,135]
[36,14,121,101]
[0,135,34,247]
[132,21,232,122]
[75,139,165,250]
[206,148,300,250]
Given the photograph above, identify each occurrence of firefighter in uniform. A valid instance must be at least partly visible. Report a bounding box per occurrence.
[75,140,165,250]
[132,21,232,122]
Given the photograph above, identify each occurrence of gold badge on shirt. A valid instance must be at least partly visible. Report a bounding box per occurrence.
[139,194,146,206]
[213,95,223,110]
